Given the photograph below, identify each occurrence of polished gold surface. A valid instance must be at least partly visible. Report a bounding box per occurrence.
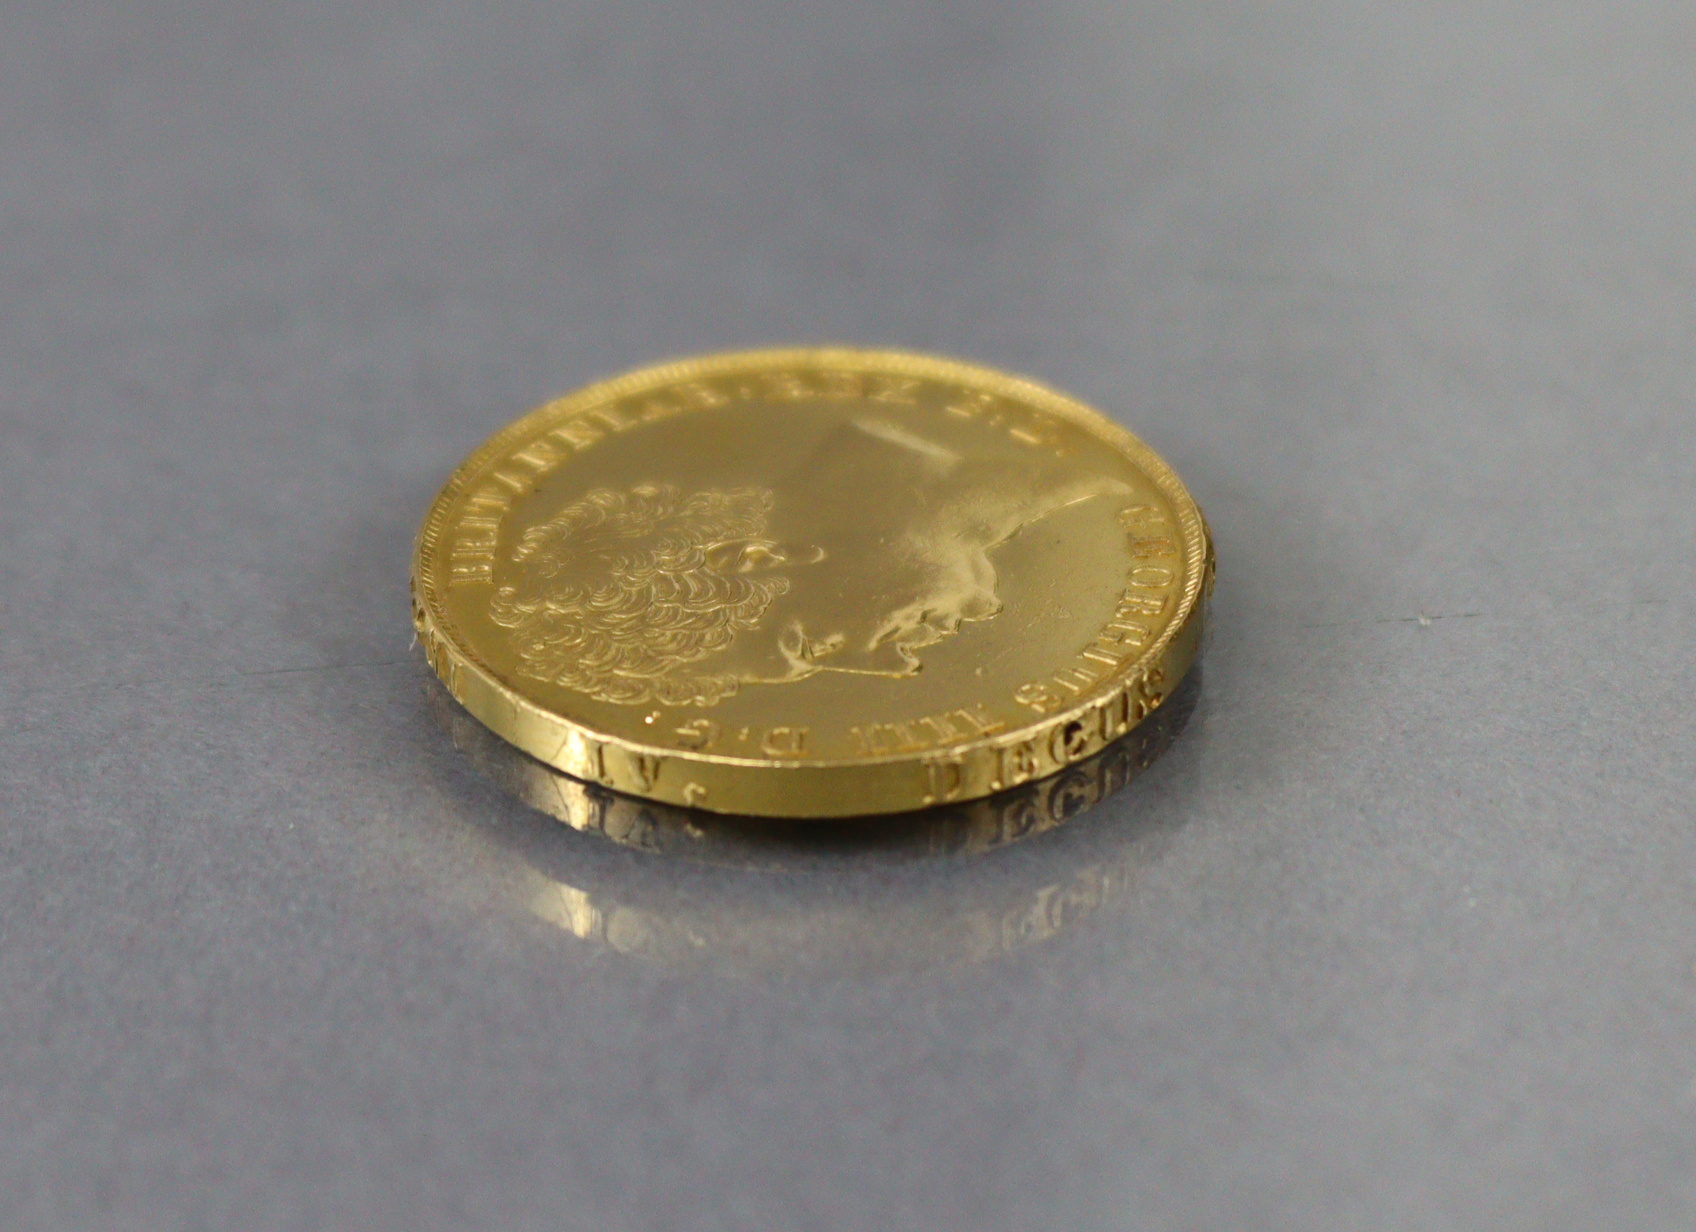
[413,348,1212,817]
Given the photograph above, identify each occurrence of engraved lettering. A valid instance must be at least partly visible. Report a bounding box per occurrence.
[491,470,528,494]
[760,726,808,757]
[889,722,927,752]
[1100,621,1150,646]
[850,703,1003,755]
[513,439,565,472]
[673,381,728,408]
[683,782,708,807]
[549,419,605,450]
[999,740,1040,788]
[945,391,996,419]
[951,704,1006,737]
[1007,419,1057,447]
[867,376,919,404]
[921,754,966,805]
[451,524,497,547]
[1128,566,1175,588]
[917,715,960,743]
[588,405,634,432]
[1101,691,1132,740]
[1052,664,1102,694]
[1049,719,1092,763]
[448,493,507,587]
[943,389,1060,448]
[1135,666,1167,707]
[674,718,720,751]
[1116,592,1167,616]
[1014,682,1067,714]
[545,406,634,453]
[1128,537,1177,559]
[1117,505,1166,529]
[624,750,666,792]
[449,561,492,585]
[466,489,511,514]
[854,723,916,755]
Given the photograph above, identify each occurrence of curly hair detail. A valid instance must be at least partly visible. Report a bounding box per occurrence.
[489,484,788,707]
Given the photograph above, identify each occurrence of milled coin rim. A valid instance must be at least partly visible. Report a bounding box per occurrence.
[412,348,1210,815]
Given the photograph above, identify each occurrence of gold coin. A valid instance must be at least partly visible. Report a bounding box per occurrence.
[412,348,1212,818]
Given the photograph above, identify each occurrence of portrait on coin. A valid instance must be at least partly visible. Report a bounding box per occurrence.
[490,416,1130,706]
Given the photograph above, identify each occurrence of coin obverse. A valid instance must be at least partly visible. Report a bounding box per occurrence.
[413,348,1213,818]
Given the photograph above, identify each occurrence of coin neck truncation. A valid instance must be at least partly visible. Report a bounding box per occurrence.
[413,348,1211,818]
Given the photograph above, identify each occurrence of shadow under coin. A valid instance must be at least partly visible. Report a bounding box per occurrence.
[426,668,1201,977]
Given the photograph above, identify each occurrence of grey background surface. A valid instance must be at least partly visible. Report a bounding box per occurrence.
[3,1,1693,1228]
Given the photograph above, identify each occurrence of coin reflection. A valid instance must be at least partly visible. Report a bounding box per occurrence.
[426,668,1198,974]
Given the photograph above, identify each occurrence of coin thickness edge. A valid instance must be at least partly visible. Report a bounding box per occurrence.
[412,348,1213,818]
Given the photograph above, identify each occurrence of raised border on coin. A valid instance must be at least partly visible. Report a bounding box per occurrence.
[413,348,1212,817]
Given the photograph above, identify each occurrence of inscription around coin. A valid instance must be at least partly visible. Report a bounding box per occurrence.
[473,391,1132,706]
[447,369,1081,593]
[414,349,1209,816]
[848,704,1006,756]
